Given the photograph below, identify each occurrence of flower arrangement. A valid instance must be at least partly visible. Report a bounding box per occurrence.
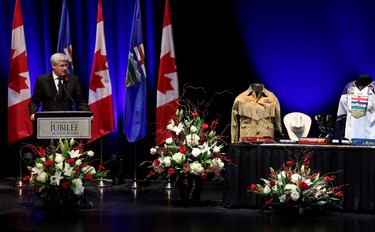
[21,138,112,209]
[143,98,232,201]
[247,151,345,215]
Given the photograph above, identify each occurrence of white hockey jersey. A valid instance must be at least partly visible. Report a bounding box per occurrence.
[335,80,375,140]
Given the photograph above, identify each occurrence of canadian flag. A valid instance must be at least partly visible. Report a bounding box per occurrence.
[88,0,115,143]
[7,0,33,145]
[156,0,179,140]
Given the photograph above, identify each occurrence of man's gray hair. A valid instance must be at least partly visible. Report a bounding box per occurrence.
[50,53,68,65]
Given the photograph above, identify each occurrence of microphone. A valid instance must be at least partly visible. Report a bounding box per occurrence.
[62,75,75,111]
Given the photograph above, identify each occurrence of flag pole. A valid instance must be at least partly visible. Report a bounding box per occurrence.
[129,142,141,189]
[16,142,24,189]
[160,177,173,190]
[96,137,110,187]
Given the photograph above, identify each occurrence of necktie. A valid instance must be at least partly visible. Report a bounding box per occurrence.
[58,76,63,98]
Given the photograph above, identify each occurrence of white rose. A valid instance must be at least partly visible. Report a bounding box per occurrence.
[189,161,204,175]
[36,172,48,183]
[191,148,202,157]
[213,146,221,153]
[75,159,82,166]
[291,173,301,183]
[172,152,185,163]
[87,150,94,157]
[186,134,200,146]
[55,154,64,164]
[36,163,44,169]
[290,190,300,201]
[190,125,197,133]
[150,147,157,155]
[165,137,173,144]
[160,156,171,167]
[212,158,224,171]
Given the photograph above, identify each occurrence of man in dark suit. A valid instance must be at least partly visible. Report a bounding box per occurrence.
[29,53,91,121]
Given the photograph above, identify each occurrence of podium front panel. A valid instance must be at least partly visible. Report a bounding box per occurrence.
[36,111,92,139]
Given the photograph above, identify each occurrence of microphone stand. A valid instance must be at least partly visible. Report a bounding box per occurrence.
[62,78,75,111]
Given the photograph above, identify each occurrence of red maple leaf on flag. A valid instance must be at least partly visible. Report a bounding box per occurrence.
[89,49,108,92]
[158,51,177,94]
[8,50,29,93]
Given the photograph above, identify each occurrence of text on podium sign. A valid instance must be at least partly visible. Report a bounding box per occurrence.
[37,117,91,139]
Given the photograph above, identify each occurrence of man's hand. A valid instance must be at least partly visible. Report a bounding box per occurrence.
[31,113,35,121]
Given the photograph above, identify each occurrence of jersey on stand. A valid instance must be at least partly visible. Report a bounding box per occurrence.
[336,81,375,141]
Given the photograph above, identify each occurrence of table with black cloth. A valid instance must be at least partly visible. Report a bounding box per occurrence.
[223,143,375,212]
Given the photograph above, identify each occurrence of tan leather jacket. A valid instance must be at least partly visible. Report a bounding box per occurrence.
[231,84,282,143]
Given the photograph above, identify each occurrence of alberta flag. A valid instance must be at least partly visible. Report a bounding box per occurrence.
[123,0,147,143]
[57,0,74,74]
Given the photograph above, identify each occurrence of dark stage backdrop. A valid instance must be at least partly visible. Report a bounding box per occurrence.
[1,0,375,178]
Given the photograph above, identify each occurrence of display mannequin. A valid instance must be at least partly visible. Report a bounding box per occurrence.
[335,73,375,141]
[355,73,373,90]
[250,83,263,97]
[231,83,282,143]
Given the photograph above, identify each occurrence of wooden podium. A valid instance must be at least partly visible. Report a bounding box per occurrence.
[35,111,92,139]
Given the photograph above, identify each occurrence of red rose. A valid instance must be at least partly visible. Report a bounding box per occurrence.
[201,172,208,179]
[85,173,93,181]
[167,167,175,175]
[250,184,257,190]
[192,112,198,118]
[179,146,187,154]
[286,160,293,166]
[324,175,335,182]
[45,160,54,167]
[61,181,70,189]
[153,159,160,166]
[298,182,308,190]
[336,191,344,197]
[269,180,275,186]
[23,175,30,181]
[67,158,75,165]
[98,165,105,171]
[202,124,209,130]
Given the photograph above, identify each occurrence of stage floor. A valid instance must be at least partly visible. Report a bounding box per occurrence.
[1,177,375,232]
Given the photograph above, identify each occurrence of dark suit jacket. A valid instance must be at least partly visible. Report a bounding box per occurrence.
[29,72,90,114]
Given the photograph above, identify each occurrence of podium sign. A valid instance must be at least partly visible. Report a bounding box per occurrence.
[35,111,92,139]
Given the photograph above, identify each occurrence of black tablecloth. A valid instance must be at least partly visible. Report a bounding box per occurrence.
[223,143,375,211]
